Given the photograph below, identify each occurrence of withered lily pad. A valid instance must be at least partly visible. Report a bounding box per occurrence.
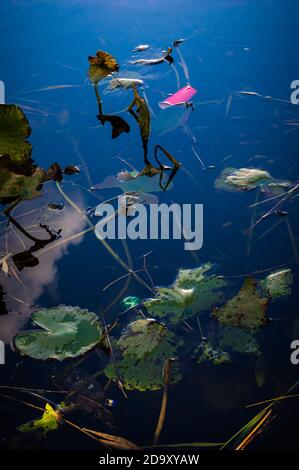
[0,104,32,162]
[88,50,119,84]
[105,332,182,391]
[259,269,293,298]
[144,263,226,324]
[14,306,102,360]
[215,167,272,192]
[0,166,46,201]
[212,278,269,331]
[219,326,261,355]
[118,319,167,359]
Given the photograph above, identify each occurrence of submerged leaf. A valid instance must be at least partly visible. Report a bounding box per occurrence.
[219,326,261,355]
[14,306,102,360]
[105,332,182,391]
[215,167,272,192]
[212,278,269,332]
[144,263,226,324]
[118,319,167,359]
[259,269,293,298]
[18,403,61,435]
[88,50,119,84]
[196,340,231,365]
[0,104,32,162]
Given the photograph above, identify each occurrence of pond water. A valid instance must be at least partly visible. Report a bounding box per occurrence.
[0,0,299,451]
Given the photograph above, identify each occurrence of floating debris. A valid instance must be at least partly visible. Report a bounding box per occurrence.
[129,48,174,66]
[63,165,80,175]
[173,39,185,47]
[109,77,144,90]
[47,201,64,211]
[132,44,150,52]
[159,85,197,109]
[215,167,272,191]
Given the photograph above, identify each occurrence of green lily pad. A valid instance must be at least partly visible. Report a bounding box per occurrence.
[118,319,167,359]
[88,50,119,84]
[120,296,141,310]
[219,326,261,355]
[144,263,226,324]
[14,306,102,361]
[212,278,269,332]
[0,104,32,162]
[105,332,182,391]
[215,167,272,192]
[259,269,293,298]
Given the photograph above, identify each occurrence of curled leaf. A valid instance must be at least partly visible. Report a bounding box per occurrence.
[88,50,119,84]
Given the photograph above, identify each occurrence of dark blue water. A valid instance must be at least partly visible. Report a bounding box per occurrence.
[0,0,299,450]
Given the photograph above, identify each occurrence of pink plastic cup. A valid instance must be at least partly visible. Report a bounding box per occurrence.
[159,85,197,109]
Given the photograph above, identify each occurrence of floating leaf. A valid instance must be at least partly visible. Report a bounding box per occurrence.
[215,167,272,192]
[259,269,293,298]
[0,166,46,201]
[219,326,261,355]
[88,50,119,84]
[14,305,102,361]
[144,263,226,324]
[120,296,141,310]
[91,171,171,193]
[105,332,182,391]
[118,319,167,359]
[0,104,32,162]
[18,403,61,435]
[212,278,269,332]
